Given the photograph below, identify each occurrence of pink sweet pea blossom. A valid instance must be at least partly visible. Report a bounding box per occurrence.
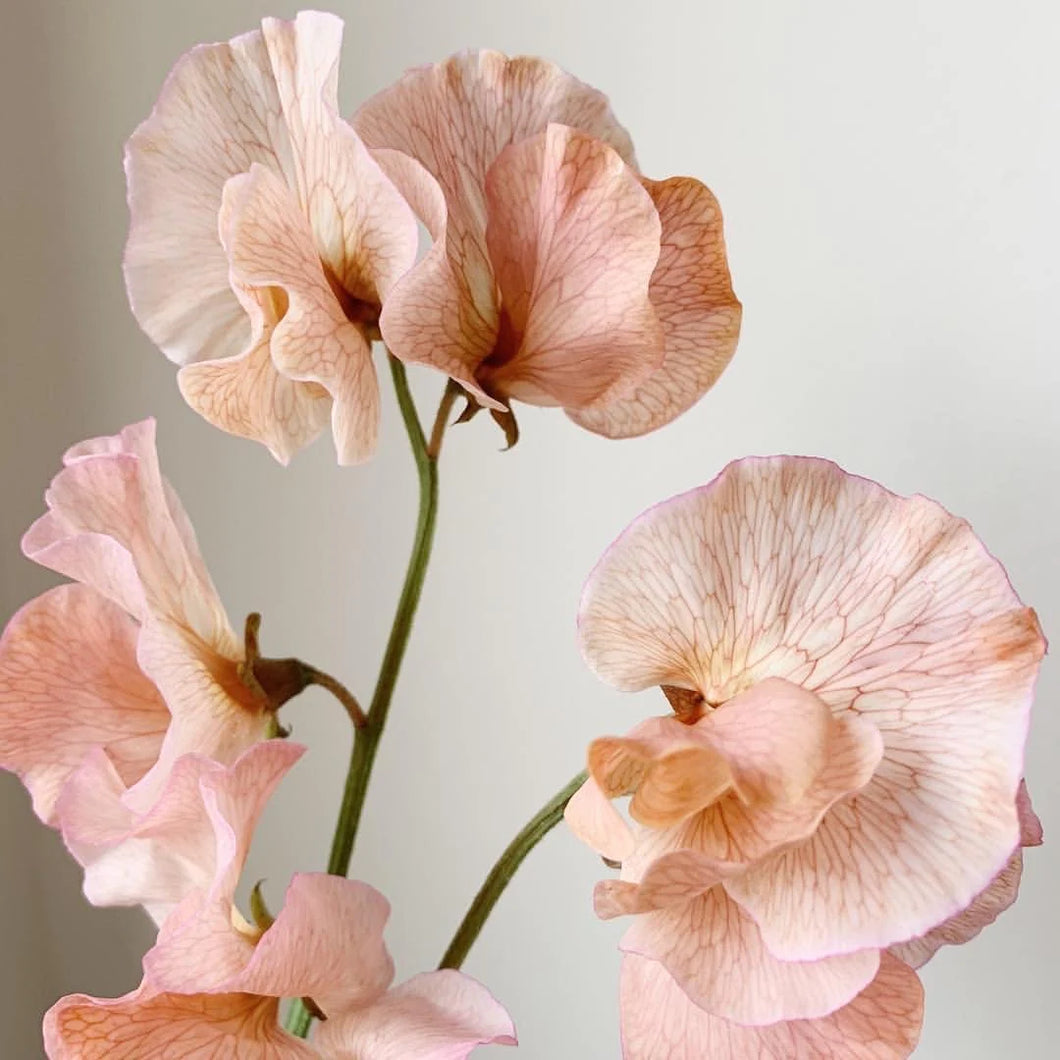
[353,51,741,438]
[125,11,418,464]
[0,419,275,917]
[566,456,1045,1058]
[43,742,515,1059]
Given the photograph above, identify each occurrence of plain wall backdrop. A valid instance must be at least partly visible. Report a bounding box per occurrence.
[1,1,1058,1056]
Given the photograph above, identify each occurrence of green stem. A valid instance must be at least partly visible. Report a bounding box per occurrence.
[285,359,456,1039]
[439,770,588,971]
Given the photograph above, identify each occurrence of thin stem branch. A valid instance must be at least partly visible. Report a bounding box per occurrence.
[427,379,461,461]
[439,770,588,971]
[300,666,367,729]
[286,356,445,1040]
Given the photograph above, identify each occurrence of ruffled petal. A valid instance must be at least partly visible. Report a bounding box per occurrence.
[58,751,214,921]
[621,888,879,1025]
[259,14,417,303]
[44,986,313,1059]
[23,419,236,651]
[725,607,1044,959]
[619,952,923,1060]
[216,163,380,464]
[357,50,635,393]
[0,585,168,824]
[569,175,740,437]
[236,874,394,1015]
[178,322,332,466]
[890,780,1043,968]
[123,20,293,366]
[104,740,304,956]
[480,124,663,408]
[564,776,635,863]
[315,970,516,1058]
[132,619,269,811]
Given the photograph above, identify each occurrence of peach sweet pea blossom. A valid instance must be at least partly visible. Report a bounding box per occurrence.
[0,419,277,918]
[125,11,418,464]
[566,455,1044,1058]
[353,51,741,438]
[44,741,515,1059]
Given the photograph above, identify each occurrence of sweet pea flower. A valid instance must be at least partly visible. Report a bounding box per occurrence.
[354,51,741,439]
[0,420,290,916]
[44,743,515,1059]
[566,456,1044,1058]
[125,11,418,464]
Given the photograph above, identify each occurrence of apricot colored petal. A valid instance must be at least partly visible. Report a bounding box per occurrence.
[890,780,1042,968]
[358,50,634,394]
[594,850,731,919]
[0,585,168,824]
[481,124,664,409]
[374,152,501,405]
[58,750,215,921]
[44,987,313,1059]
[21,512,143,620]
[570,176,741,437]
[123,22,297,366]
[236,873,393,1014]
[564,776,635,863]
[315,970,516,1058]
[890,848,1024,969]
[143,741,305,988]
[179,333,331,466]
[726,607,1043,959]
[587,715,697,798]
[24,419,235,650]
[622,888,878,1025]
[222,164,380,464]
[694,712,882,865]
[620,952,923,1060]
[260,13,417,301]
[131,619,268,810]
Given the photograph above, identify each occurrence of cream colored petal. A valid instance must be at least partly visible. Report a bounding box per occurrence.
[358,50,635,391]
[124,23,297,365]
[569,176,741,437]
[0,586,168,824]
[260,13,417,302]
[622,887,879,1025]
[478,124,664,409]
[44,987,313,1059]
[222,164,380,465]
[620,952,923,1060]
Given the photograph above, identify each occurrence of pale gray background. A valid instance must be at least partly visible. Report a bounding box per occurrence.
[1,1,1057,1056]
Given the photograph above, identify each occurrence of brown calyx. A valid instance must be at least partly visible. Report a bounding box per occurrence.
[661,685,708,724]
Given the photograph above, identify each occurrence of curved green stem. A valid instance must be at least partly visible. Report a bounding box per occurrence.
[286,359,456,1038]
[439,770,588,971]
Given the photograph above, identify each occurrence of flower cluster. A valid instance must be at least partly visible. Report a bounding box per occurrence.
[0,8,1043,1060]
[125,10,739,463]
